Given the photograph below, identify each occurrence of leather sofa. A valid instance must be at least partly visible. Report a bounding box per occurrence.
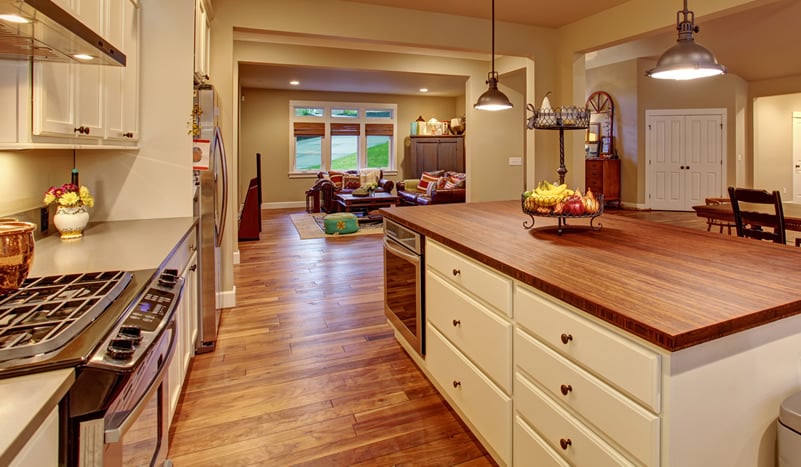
[396,171,466,206]
[313,169,394,213]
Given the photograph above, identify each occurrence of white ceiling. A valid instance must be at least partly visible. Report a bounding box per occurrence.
[237,0,801,95]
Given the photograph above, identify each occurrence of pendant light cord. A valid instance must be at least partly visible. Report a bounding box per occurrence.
[491,0,496,73]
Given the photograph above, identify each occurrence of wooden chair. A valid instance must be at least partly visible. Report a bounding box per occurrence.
[703,197,735,234]
[727,186,786,244]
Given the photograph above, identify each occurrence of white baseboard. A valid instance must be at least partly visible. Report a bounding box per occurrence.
[263,201,305,209]
[219,286,236,309]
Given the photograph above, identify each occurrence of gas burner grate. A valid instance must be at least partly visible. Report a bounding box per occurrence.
[0,271,132,362]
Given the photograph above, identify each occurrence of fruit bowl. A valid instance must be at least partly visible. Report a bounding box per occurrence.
[521,191,604,234]
[0,222,36,295]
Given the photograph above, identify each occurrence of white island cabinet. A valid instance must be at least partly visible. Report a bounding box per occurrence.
[388,232,801,467]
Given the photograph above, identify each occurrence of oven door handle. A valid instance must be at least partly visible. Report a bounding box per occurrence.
[384,237,420,264]
[104,318,178,443]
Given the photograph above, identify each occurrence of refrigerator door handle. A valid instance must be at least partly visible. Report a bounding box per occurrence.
[215,126,228,248]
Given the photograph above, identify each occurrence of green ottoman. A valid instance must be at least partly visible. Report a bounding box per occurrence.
[322,212,359,235]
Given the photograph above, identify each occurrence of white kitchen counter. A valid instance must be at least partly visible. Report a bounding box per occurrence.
[0,368,74,466]
[30,217,197,277]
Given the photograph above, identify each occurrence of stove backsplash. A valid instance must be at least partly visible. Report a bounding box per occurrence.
[4,206,53,241]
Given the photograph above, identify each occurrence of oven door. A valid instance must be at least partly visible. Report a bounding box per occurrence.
[383,236,424,356]
[94,316,177,466]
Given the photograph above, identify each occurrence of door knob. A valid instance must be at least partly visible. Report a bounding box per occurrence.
[560,438,572,450]
[560,384,573,395]
[560,333,573,344]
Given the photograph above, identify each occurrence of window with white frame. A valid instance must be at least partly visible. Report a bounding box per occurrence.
[290,101,397,174]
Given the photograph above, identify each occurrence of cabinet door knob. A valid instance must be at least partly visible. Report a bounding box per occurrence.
[560,384,573,395]
[560,333,573,344]
[560,438,572,450]
[452,380,461,389]
[452,319,461,327]
[74,126,90,135]
[452,268,461,276]
[190,264,197,272]
[123,132,134,138]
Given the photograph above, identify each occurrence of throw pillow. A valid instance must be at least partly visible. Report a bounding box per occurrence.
[417,172,441,193]
[324,171,344,189]
[444,172,466,189]
[342,174,361,190]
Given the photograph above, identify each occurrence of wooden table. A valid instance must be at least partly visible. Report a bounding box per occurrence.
[335,192,397,215]
[692,202,801,231]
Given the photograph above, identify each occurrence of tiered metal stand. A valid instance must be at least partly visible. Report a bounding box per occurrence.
[524,104,603,234]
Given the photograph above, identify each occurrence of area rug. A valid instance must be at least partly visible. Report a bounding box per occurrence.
[290,213,383,239]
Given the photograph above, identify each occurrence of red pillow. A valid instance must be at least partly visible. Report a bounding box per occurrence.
[417,173,440,193]
[326,171,344,189]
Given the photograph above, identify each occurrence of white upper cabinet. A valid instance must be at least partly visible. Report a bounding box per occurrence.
[104,0,140,142]
[194,0,211,81]
[27,0,139,146]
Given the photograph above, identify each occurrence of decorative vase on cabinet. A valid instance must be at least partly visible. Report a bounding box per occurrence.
[53,206,89,239]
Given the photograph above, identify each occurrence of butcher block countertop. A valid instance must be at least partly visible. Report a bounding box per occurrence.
[381,201,801,351]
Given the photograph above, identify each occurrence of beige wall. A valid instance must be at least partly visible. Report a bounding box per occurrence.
[0,149,73,217]
[239,88,461,205]
[753,93,801,196]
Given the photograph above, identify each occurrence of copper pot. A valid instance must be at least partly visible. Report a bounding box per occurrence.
[0,221,36,295]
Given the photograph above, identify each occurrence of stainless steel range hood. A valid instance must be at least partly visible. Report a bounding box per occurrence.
[0,0,125,66]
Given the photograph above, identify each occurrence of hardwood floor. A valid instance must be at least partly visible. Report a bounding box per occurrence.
[167,208,495,466]
[167,206,772,466]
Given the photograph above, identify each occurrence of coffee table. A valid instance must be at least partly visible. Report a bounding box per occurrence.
[335,192,397,218]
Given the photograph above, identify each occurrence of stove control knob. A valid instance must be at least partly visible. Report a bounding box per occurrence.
[107,338,136,360]
[118,325,143,343]
[158,269,178,287]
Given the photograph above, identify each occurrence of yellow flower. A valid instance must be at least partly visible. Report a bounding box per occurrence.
[43,192,56,205]
[79,186,94,208]
[58,192,80,207]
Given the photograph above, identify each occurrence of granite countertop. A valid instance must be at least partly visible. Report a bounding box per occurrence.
[0,369,74,466]
[381,201,801,351]
[30,217,197,277]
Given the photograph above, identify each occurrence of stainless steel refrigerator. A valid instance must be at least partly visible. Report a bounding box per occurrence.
[193,84,228,353]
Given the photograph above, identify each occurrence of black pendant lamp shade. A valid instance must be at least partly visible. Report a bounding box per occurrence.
[647,0,726,80]
[474,0,512,111]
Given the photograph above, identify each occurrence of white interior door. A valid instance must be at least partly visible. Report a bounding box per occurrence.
[646,109,726,211]
[793,113,801,202]
[647,115,684,210]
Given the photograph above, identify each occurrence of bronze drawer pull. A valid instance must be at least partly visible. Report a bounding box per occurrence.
[453,380,461,388]
[452,268,461,276]
[560,384,572,395]
[560,438,572,450]
[452,319,461,327]
[560,333,573,344]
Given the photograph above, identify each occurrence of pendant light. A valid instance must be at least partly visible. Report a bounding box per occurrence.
[474,0,513,111]
[646,0,727,80]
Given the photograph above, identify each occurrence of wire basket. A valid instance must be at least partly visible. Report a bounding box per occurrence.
[526,105,590,130]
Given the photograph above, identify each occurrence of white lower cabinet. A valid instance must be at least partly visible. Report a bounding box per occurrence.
[514,415,569,467]
[10,406,59,467]
[167,229,199,425]
[515,372,635,467]
[427,325,512,464]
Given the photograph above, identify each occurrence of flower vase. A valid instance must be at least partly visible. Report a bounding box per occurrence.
[54,206,89,239]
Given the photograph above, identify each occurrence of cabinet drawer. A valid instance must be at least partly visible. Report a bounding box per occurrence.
[427,325,512,464]
[515,330,660,466]
[514,415,569,467]
[515,373,636,467]
[427,272,512,392]
[515,284,661,412]
[427,240,512,317]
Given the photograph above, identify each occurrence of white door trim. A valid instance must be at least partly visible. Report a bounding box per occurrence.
[645,108,727,210]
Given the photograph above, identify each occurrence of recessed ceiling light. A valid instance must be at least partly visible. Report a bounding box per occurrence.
[0,14,30,23]
[419,88,428,93]
[73,54,95,61]
[289,80,300,86]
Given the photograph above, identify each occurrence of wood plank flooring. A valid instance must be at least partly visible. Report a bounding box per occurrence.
[167,208,495,466]
[167,207,745,466]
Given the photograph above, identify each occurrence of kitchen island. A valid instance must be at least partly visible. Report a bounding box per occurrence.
[381,200,801,467]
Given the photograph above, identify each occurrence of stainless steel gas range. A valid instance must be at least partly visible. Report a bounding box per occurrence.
[0,268,185,466]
